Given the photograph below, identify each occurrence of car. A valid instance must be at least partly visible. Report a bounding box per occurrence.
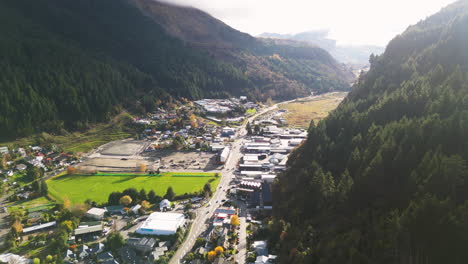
[221,199,226,202]
[120,158,128,160]
[216,201,219,203]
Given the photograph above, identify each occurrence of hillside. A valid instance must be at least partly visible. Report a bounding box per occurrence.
[273,1,468,263]
[259,30,384,66]
[0,0,352,140]
[132,0,354,96]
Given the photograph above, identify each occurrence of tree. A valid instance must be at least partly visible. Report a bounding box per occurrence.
[246,122,253,135]
[33,258,40,264]
[203,183,212,197]
[63,197,71,210]
[215,246,224,255]
[67,166,75,175]
[40,180,48,195]
[141,200,151,211]
[119,195,132,206]
[137,163,146,173]
[106,233,125,253]
[139,189,148,201]
[148,190,157,203]
[108,192,122,205]
[60,220,74,233]
[230,215,240,226]
[11,220,23,234]
[45,255,53,264]
[164,186,175,201]
[207,251,216,262]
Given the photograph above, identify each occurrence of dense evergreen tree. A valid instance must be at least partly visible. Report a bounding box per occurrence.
[273,1,468,263]
[0,0,351,140]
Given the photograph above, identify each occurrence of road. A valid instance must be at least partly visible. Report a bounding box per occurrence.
[169,104,280,264]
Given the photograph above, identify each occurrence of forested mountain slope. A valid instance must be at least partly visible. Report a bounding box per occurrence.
[273,1,468,263]
[0,0,351,139]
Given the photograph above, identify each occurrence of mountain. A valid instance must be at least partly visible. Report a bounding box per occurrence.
[0,0,352,140]
[273,1,468,263]
[259,30,384,66]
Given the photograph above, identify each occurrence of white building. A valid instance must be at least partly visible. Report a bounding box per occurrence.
[159,199,171,211]
[86,208,107,220]
[219,147,230,164]
[130,204,141,215]
[136,212,186,235]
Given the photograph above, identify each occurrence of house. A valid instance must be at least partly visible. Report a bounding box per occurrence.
[63,249,76,262]
[96,252,115,263]
[0,147,9,155]
[0,254,29,264]
[77,245,90,259]
[214,257,227,264]
[127,237,156,253]
[252,241,268,256]
[159,199,171,211]
[255,255,277,264]
[105,205,125,214]
[90,243,105,254]
[16,164,27,171]
[130,204,141,215]
[86,208,107,220]
[119,246,139,264]
[74,222,103,237]
[151,243,169,261]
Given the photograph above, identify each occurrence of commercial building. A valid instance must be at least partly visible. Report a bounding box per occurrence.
[136,212,186,235]
[86,208,107,220]
[23,221,57,234]
[219,147,231,164]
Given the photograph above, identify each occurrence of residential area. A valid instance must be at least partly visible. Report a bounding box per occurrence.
[0,95,309,264]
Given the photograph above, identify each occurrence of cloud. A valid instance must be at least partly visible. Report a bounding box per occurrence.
[159,0,456,46]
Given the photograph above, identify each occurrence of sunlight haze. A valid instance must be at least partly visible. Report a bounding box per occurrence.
[161,0,456,46]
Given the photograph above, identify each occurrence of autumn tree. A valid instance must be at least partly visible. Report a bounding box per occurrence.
[63,197,71,210]
[207,251,216,262]
[141,200,151,211]
[67,166,75,175]
[120,195,132,206]
[230,215,240,226]
[215,246,224,255]
[11,220,23,234]
[137,163,146,173]
[60,220,75,233]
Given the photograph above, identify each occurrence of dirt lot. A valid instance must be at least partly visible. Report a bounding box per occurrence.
[80,138,222,172]
[79,158,149,172]
[143,150,223,172]
[100,139,148,156]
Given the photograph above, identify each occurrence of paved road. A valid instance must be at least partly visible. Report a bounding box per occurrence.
[168,104,280,264]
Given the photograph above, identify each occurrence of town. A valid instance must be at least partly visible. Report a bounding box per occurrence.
[0,95,311,264]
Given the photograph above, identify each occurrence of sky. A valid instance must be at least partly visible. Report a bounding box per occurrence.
[161,0,456,46]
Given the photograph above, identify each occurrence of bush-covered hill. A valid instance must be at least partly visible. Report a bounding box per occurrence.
[273,1,468,263]
[0,0,352,139]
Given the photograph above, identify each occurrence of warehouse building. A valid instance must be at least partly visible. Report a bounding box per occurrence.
[136,212,186,235]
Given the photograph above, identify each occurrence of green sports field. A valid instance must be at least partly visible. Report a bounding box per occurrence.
[47,172,220,204]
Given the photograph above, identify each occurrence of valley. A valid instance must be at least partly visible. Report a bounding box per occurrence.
[1,0,468,264]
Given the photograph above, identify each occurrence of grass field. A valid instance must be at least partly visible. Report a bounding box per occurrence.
[46,172,221,204]
[0,112,136,155]
[8,197,56,213]
[280,92,347,128]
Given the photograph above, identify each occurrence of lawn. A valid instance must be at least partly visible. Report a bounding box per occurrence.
[8,197,56,213]
[46,172,221,204]
[279,92,348,128]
